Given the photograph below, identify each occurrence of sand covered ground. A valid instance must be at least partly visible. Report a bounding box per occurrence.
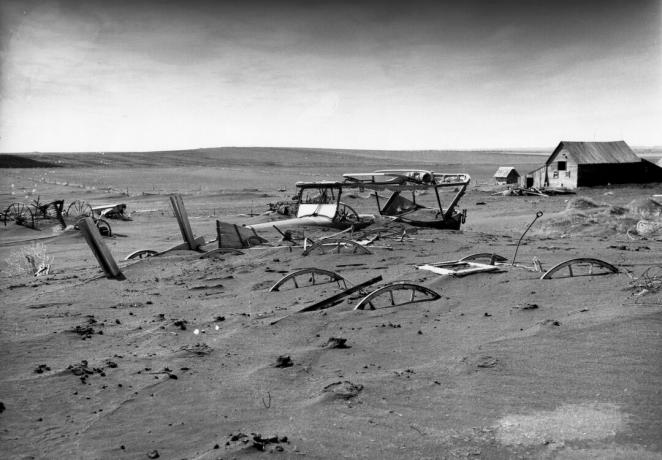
[1,150,661,459]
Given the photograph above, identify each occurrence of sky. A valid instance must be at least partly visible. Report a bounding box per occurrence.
[0,0,660,152]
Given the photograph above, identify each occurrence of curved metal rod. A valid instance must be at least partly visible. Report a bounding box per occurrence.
[302,238,371,256]
[512,211,543,265]
[354,282,441,310]
[540,258,618,280]
[125,249,159,260]
[459,253,508,264]
[269,268,347,292]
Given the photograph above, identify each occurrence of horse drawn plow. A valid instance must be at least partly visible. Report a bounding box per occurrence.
[1,198,112,235]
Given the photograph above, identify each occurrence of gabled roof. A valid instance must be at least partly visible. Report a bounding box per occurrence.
[548,141,640,165]
[493,166,520,178]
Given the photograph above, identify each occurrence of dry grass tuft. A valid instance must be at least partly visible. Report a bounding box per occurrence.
[5,243,53,277]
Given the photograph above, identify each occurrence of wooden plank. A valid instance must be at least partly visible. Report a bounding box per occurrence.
[169,194,197,250]
[79,217,124,280]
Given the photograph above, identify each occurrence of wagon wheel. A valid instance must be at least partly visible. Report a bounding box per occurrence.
[335,202,361,224]
[66,200,93,218]
[353,282,441,310]
[74,216,112,237]
[125,249,158,260]
[95,218,112,237]
[5,203,35,228]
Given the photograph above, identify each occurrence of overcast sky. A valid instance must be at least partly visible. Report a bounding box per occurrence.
[0,0,660,152]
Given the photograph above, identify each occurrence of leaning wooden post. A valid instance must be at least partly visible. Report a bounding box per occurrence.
[79,217,125,280]
[170,194,197,250]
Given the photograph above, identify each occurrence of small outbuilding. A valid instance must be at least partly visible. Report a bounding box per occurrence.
[523,141,662,189]
[493,167,520,185]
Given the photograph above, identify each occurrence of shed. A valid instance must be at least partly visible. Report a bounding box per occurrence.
[524,141,662,189]
[493,167,520,185]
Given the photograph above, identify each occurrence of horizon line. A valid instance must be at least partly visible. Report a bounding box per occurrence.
[3,143,662,156]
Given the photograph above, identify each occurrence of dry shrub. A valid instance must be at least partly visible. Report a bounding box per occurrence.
[627,198,662,220]
[5,243,53,277]
[565,197,603,210]
[538,209,638,237]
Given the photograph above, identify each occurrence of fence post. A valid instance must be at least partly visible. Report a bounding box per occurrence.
[79,217,124,280]
[170,194,197,250]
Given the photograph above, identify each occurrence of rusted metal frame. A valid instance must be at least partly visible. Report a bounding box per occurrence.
[433,186,444,216]
[79,217,125,280]
[540,258,618,280]
[442,183,468,221]
[353,282,441,310]
[268,268,347,292]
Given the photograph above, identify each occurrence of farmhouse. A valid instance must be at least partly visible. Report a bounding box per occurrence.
[524,141,662,189]
[493,166,520,185]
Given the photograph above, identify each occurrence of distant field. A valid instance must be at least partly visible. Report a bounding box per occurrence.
[0,147,548,169]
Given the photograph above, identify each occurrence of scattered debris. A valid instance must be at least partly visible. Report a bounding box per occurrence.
[173,319,188,330]
[476,356,499,368]
[225,432,289,453]
[515,303,539,310]
[179,343,213,356]
[324,337,350,349]
[539,319,561,327]
[273,355,293,368]
[147,449,160,459]
[67,360,106,383]
[322,380,364,399]
[34,364,51,374]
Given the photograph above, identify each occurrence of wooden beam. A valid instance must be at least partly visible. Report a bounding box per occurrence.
[169,194,198,250]
[79,217,125,280]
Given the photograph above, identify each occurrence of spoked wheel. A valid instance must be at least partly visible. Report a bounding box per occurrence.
[74,217,112,237]
[125,249,158,260]
[4,203,35,228]
[335,202,361,225]
[95,218,112,237]
[66,200,93,219]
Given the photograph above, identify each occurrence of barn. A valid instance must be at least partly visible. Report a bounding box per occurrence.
[523,141,662,189]
[493,166,520,185]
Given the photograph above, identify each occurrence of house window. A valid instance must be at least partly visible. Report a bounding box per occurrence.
[566,171,571,177]
[558,161,567,171]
